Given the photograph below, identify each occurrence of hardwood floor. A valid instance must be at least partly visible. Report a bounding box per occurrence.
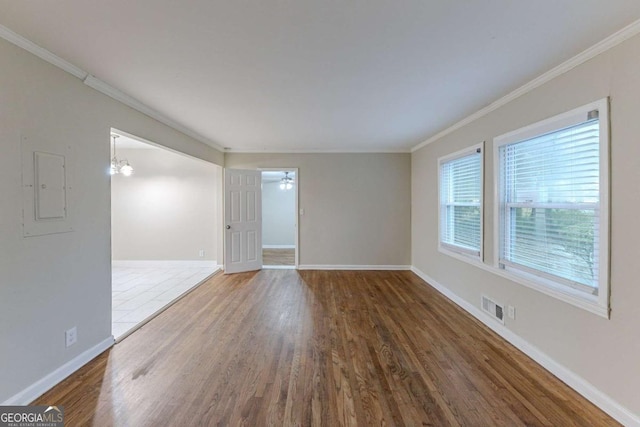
[263,248,295,266]
[35,270,617,426]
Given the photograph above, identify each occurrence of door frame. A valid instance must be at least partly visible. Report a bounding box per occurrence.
[259,167,299,269]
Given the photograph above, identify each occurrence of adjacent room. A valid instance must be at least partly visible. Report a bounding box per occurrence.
[2,1,640,426]
[261,170,297,268]
[110,132,222,339]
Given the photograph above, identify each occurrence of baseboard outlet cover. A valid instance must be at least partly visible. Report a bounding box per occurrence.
[2,336,114,406]
[410,266,640,427]
[112,260,218,268]
[298,265,411,271]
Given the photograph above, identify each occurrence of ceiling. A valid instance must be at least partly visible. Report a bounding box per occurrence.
[2,1,640,153]
[262,171,296,183]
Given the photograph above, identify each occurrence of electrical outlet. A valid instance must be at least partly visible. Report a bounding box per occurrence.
[198,249,205,258]
[299,208,305,215]
[65,327,77,348]
[507,305,516,320]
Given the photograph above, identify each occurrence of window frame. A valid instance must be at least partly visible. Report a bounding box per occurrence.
[437,142,484,264]
[493,98,610,317]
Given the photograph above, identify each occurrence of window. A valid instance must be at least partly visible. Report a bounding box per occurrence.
[494,99,609,315]
[438,144,483,260]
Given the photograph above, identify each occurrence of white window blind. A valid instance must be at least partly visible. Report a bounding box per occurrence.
[439,147,482,257]
[498,117,600,294]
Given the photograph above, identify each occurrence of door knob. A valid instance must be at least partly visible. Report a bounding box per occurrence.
[226,225,231,229]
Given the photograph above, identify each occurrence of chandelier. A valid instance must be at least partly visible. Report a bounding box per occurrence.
[109,134,134,176]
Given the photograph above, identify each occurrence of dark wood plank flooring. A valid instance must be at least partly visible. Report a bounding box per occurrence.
[35,270,617,426]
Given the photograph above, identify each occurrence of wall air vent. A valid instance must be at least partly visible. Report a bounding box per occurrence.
[481,295,505,324]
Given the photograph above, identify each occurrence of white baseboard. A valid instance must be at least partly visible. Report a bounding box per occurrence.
[262,265,296,270]
[410,266,640,427]
[112,260,218,268]
[2,336,114,406]
[298,265,411,271]
[262,245,295,249]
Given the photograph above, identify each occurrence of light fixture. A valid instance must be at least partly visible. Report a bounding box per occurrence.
[279,172,294,190]
[110,134,134,176]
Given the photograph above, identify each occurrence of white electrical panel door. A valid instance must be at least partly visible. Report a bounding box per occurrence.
[21,136,74,237]
[35,152,67,221]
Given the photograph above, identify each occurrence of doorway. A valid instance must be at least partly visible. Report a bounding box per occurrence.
[261,169,298,269]
[110,129,222,340]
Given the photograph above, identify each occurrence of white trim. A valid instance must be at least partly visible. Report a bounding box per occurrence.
[0,25,224,152]
[262,265,296,270]
[411,19,640,153]
[262,245,296,249]
[0,24,87,79]
[493,98,606,146]
[298,265,411,271]
[410,266,640,427]
[438,246,485,269]
[110,128,220,166]
[112,260,218,268]
[440,248,608,317]
[492,98,610,317]
[487,258,608,319]
[84,76,224,152]
[3,20,639,155]
[226,148,410,154]
[437,143,483,164]
[1,336,114,405]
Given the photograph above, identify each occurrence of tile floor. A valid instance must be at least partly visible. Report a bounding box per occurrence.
[112,265,219,339]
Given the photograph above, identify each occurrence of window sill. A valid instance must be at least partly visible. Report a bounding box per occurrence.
[438,249,609,319]
[496,266,609,319]
[438,244,483,267]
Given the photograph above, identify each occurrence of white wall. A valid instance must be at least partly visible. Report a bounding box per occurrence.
[0,37,223,403]
[226,153,411,267]
[112,147,220,261]
[262,179,296,247]
[412,32,640,418]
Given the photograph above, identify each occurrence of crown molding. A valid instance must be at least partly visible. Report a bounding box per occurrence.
[224,148,411,154]
[5,17,639,156]
[83,75,225,152]
[0,24,224,153]
[411,18,640,153]
[0,24,87,79]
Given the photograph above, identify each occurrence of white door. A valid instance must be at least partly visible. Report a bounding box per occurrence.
[224,169,262,274]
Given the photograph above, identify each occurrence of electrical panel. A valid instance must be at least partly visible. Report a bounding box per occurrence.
[21,136,74,237]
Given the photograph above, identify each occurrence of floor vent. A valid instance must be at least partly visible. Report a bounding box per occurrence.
[481,295,505,324]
